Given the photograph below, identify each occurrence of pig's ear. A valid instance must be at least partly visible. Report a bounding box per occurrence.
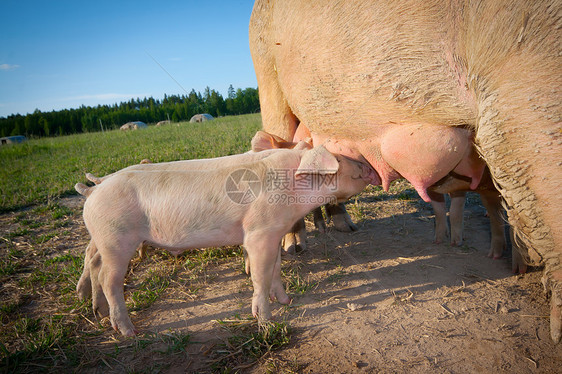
[251,131,290,151]
[296,146,339,175]
[251,131,277,152]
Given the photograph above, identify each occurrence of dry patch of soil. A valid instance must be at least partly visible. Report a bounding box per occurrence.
[1,182,561,373]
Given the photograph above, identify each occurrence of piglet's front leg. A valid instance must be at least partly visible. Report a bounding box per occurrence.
[243,246,290,305]
[479,191,507,260]
[244,230,285,321]
[325,203,358,232]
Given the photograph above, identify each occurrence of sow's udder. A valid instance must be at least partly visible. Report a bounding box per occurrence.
[321,124,485,202]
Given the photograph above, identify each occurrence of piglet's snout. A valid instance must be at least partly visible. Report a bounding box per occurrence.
[341,157,370,182]
[359,163,375,183]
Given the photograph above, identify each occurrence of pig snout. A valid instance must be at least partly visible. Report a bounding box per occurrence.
[332,156,370,201]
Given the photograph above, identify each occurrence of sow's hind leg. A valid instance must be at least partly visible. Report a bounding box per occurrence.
[475,63,562,342]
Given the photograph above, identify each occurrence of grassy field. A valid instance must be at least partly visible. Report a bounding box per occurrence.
[0,113,262,212]
[2,113,558,372]
[0,113,301,372]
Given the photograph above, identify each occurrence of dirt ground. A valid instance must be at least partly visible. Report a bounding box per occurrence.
[3,181,562,373]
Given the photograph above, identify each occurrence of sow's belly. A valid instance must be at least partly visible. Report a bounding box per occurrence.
[305,123,485,203]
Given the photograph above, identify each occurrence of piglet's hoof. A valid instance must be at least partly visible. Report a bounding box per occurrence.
[433,228,448,245]
[76,278,92,300]
[486,251,502,260]
[113,324,138,337]
[326,203,358,232]
[281,232,305,254]
[252,303,272,322]
[93,298,109,319]
[111,312,138,337]
[511,249,528,274]
[269,286,291,305]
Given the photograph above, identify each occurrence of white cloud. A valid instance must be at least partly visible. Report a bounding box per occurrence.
[0,64,20,71]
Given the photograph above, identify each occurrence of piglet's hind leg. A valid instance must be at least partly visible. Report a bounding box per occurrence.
[77,240,96,300]
[97,244,138,336]
[480,191,507,259]
[89,252,109,318]
[429,192,448,244]
[449,192,466,246]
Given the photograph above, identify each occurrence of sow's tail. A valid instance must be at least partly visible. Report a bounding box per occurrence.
[75,182,94,197]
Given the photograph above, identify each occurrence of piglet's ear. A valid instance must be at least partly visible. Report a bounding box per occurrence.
[296,146,339,175]
[251,131,278,152]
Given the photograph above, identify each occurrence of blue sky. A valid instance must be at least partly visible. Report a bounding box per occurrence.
[0,0,258,117]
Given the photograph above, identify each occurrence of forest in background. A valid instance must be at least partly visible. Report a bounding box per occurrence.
[0,85,259,138]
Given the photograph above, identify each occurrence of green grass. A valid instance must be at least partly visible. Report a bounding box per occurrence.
[0,113,297,372]
[213,317,291,370]
[183,246,243,271]
[1,316,79,372]
[0,114,262,211]
[24,253,84,295]
[129,269,171,311]
[283,266,318,295]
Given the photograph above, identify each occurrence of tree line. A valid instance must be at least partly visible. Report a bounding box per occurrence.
[0,85,260,138]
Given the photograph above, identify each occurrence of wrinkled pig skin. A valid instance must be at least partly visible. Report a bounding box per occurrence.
[76,146,368,336]
[250,0,561,341]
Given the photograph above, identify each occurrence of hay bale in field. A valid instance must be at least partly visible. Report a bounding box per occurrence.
[189,114,214,123]
[156,120,171,127]
[0,135,26,146]
[120,121,147,131]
